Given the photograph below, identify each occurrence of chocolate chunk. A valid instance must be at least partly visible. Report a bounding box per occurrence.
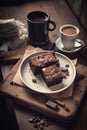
[45,100,59,111]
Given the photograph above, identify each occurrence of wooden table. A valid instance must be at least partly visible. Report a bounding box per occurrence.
[0,0,87,130]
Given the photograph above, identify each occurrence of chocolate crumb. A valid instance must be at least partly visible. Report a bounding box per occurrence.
[65,64,69,68]
[32,78,37,83]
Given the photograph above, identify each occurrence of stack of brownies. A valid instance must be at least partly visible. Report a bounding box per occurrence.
[29,51,63,87]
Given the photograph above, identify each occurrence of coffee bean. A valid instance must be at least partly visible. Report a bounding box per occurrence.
[39,124,44,129]
[34,123,38,128]
[28,118,34,123]
[44,122,49,127]
[39,120,45,125]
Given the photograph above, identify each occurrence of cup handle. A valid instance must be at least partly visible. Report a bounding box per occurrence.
[75,39,85,48]
[47,20,56,31]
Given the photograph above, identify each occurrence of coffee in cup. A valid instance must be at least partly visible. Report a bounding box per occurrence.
[27,11,56,46]
[60,24,85,50]
[62,26,77,35]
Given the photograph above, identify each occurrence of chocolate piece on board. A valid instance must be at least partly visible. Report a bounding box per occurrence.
[45,100,59,111]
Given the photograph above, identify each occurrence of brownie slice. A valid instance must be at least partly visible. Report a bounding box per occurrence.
[29,51,59,75]
[42,64,63,87]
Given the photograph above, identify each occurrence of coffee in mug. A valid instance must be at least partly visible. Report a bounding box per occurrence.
[60,24,85,50]
[27,11,56,46]
[30,15,46,23]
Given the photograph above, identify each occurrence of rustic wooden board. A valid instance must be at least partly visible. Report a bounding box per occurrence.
[0,48,87,122]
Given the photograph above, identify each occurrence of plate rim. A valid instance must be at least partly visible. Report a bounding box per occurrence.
[19,50,76,94]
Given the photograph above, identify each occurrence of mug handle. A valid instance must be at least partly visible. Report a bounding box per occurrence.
[47,20,56,31]
[75,39,85,48]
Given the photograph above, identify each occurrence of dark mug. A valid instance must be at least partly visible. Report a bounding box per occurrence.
[27,11,56,46]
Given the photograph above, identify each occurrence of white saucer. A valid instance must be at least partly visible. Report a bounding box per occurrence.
[55,38,83,53]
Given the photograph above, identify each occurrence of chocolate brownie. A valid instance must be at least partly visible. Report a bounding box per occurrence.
[29,51,59,75]
[42,64,63,87]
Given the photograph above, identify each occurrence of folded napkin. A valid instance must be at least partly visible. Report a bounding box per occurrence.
[0,18,28,54]
[0,19,19,40]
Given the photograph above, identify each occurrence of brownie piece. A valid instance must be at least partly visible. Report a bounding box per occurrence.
[42,64,63,87]
[29,51,59,75]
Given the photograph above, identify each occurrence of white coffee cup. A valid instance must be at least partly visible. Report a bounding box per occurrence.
[60,24,85,50]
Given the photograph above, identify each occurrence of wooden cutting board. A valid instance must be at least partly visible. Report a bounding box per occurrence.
[0,47,87,123]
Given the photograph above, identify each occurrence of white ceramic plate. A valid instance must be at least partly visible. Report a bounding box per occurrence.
[55,38,83,53]
[19,51,76,94]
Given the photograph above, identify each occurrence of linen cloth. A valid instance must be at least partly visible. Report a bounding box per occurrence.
[0,19,28,54]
